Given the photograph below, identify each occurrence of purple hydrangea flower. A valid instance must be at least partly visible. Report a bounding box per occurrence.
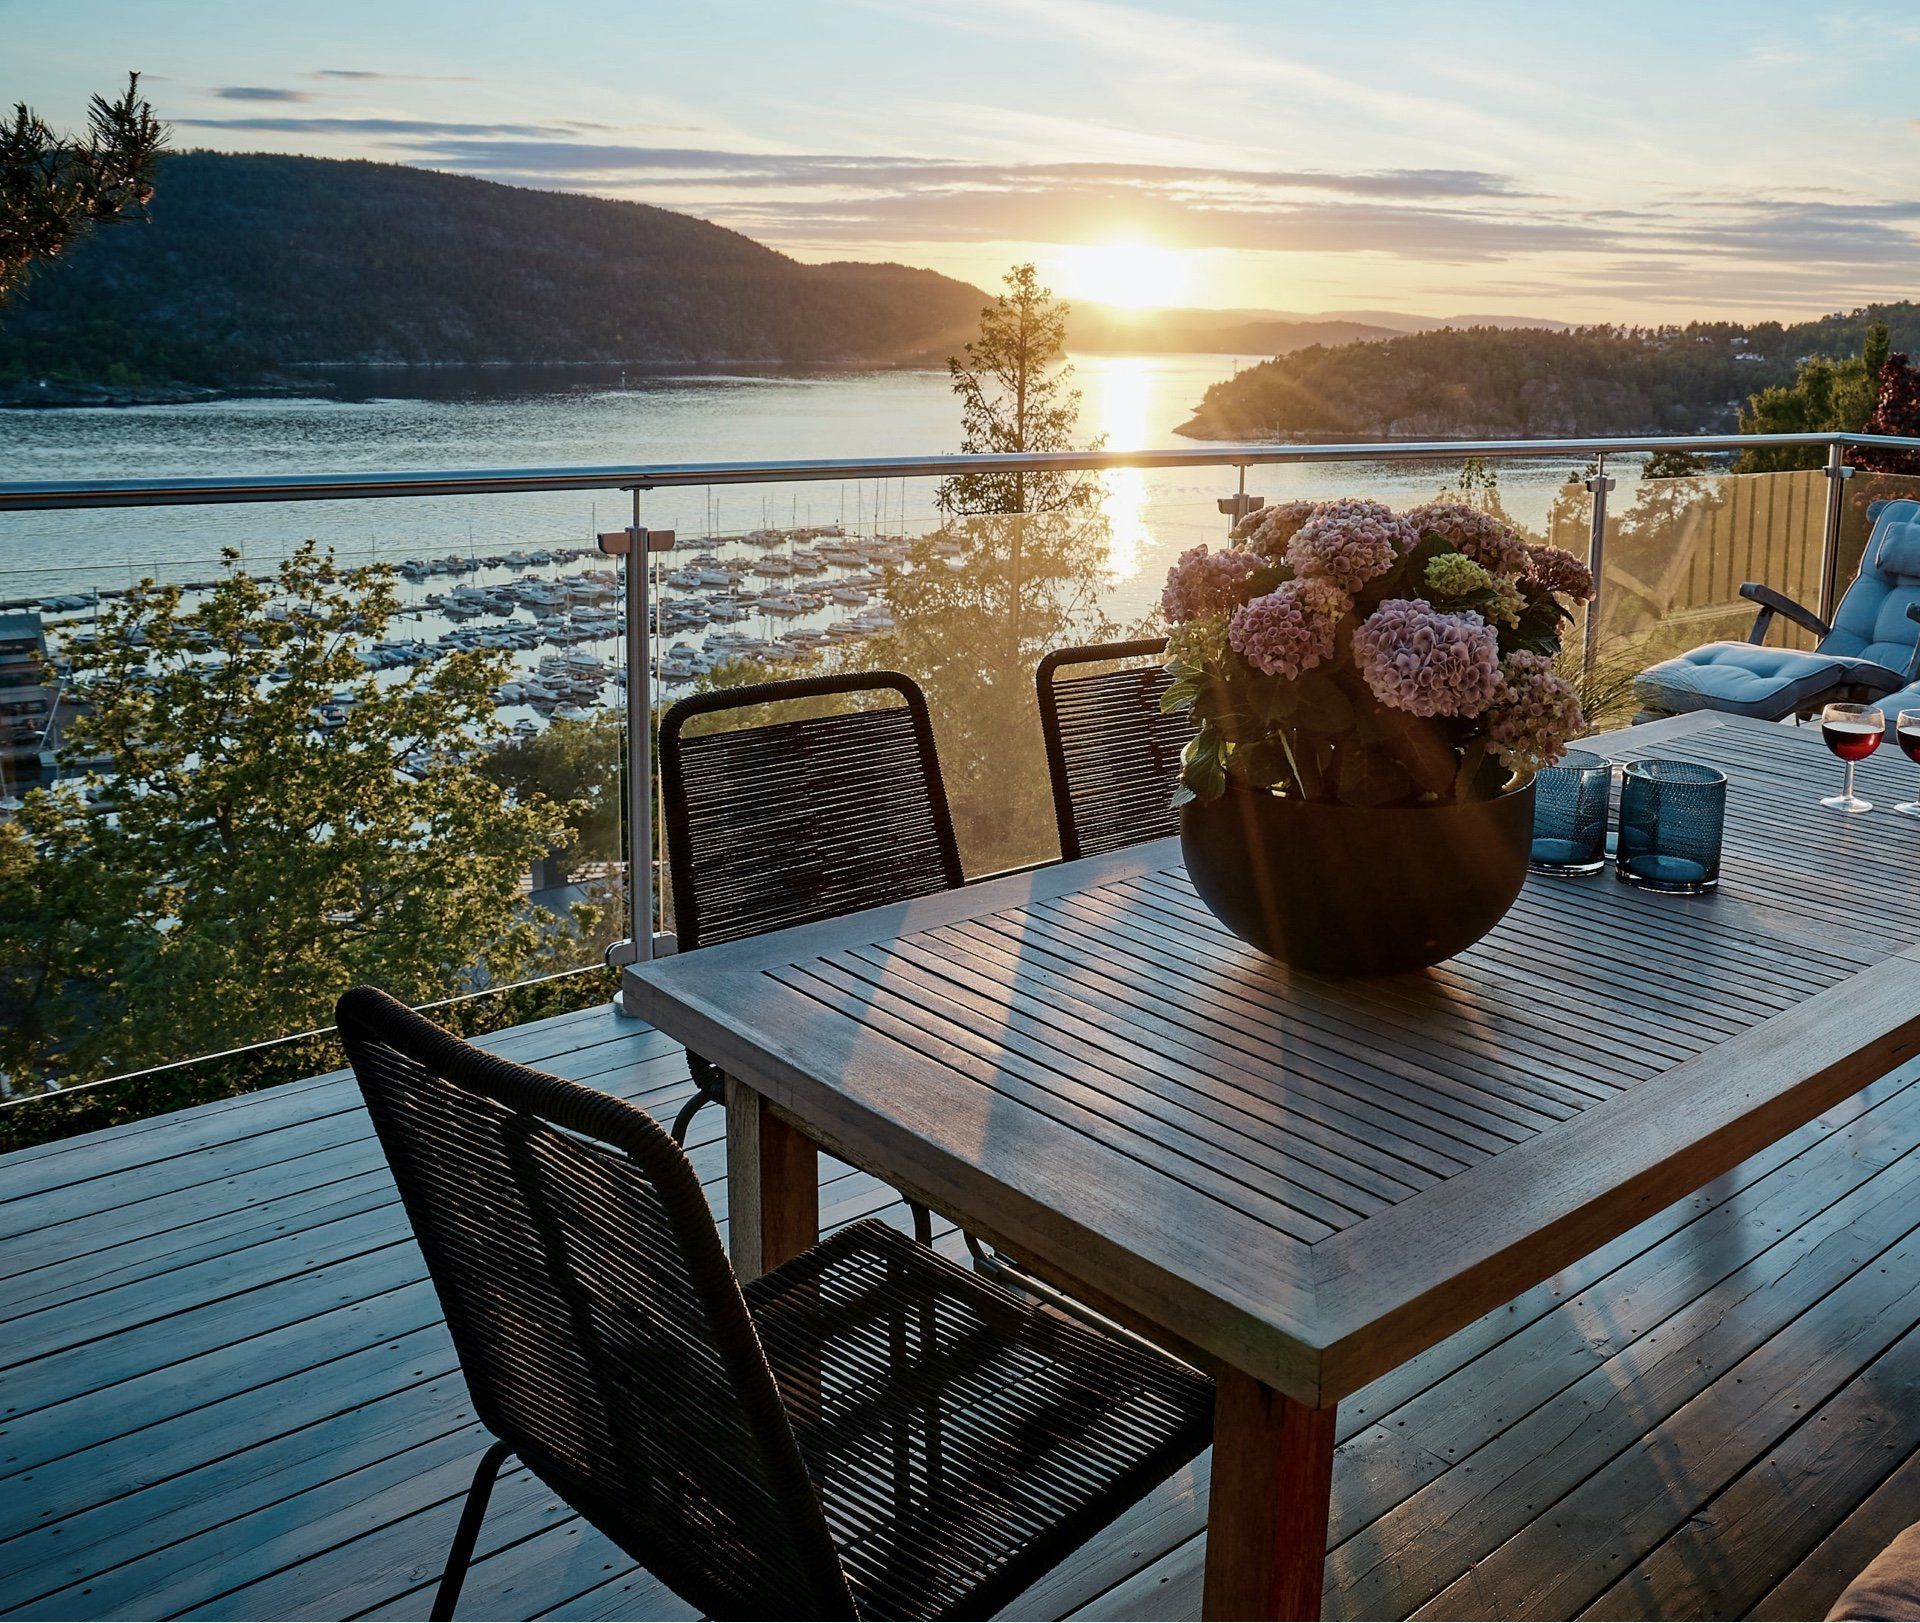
[1284,499,1416,592]
[1160,544,1263,623]
[1404,501,1532,575]
[1227,578,1349,679]
[1488,651,1586,772]
[1232,498,1322,562]
[1351,597,1502,718]
[1523,544,1596,603]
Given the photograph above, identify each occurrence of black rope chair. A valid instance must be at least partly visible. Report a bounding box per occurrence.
[659,673,964,1248]
[1036,638,1191,861]
[338,986,1213,1622]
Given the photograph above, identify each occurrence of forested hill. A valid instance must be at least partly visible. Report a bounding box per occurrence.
[0,151,989,394]
[1179,310,1920,441]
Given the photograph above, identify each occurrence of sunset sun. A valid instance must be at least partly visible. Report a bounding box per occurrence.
[1055,239,1192,309]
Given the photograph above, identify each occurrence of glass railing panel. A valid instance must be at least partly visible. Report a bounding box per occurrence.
[1594,466,1829,662]
[0,492,629,1097]
[1835,470,1920,601]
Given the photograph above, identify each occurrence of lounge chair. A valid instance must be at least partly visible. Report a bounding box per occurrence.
[1633,498,1920,722]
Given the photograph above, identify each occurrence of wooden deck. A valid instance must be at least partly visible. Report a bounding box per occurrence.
[3,1001,1918,1621]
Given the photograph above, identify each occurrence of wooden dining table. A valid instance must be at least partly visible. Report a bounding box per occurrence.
[626,710,1920,1620]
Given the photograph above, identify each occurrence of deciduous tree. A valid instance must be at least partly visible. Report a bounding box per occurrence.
[0,545,574,1089]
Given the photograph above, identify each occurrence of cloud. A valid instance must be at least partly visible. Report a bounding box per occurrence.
[398,140,1520,201]
[307,69,482,83]
[175,116,603,139]
[214,86,316,103]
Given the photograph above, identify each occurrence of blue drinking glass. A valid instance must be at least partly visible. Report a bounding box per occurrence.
[1529,748,1610,876]
[1615,759,1726,894]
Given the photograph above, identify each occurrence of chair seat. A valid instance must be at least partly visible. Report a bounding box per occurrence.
[1633,643,1863,720]
[745,1220,1213,1621]
[1829,1521,1920,1619]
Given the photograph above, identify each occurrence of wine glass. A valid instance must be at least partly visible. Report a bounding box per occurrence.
[1895,709,1920,818]
[1819,701,1884,813]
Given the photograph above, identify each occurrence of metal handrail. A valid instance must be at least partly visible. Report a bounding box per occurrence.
[3,430,1919,511]
[7,426,1920,1027]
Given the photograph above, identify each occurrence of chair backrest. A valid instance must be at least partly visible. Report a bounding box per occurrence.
[335,987,856,1620]
[1036,638,1191,861]
[1821,498,1920,674]
[659,670,964,950]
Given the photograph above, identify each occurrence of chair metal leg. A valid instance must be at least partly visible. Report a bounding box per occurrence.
[669,1088,709,1145]
[432,1439,513,1622]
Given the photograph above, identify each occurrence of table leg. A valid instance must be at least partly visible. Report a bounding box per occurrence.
[725,1075,818,1280]
[1201,1369,1337,1621]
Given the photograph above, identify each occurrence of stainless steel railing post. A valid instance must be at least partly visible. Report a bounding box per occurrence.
[1818,438,1853,624]
[1583,456,1615,672]
[602,496,673,1017]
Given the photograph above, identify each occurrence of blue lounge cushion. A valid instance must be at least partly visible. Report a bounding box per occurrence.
[1878,679,1920,731]
[1824,500,1920,669]
[1633,643,1857,720]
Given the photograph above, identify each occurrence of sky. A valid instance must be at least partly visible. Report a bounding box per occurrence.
[10,0,1920,322]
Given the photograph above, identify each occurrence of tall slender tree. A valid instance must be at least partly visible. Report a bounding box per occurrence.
[0,73,166,310]
[936,262,1101,515]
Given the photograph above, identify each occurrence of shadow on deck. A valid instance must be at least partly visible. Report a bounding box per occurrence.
[2,1002,1917,1620]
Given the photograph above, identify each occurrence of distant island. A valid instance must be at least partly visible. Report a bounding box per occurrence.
[0,151,993,403]
[1176,310,1920,441]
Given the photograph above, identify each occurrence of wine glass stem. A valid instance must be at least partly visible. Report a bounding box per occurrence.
[1845,760,1857,803]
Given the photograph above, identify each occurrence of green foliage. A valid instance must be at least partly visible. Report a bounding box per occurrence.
[482,709,624,871]
[0,544,578,1091]
[1,73,166,309]
[1183,313,1920,443]
[937,263,1103,516]
[864,510,1116,872]
[1736,322,1890,472]
[0,151,985,390]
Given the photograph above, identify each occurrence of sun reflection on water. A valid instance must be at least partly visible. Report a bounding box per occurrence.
[1088,356,1154,581]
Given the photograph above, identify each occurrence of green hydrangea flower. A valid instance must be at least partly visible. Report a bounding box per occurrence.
[1168,613,1230,669]
[1424,552,1494,600]
[1424,553,1525,626]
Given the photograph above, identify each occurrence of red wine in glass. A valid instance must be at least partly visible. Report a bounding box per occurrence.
[1897,708,1920,818]
[1820,702,1883,812]
[1821,718,1883,761]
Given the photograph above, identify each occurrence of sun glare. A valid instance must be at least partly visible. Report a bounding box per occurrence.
[1056,240,1192,310]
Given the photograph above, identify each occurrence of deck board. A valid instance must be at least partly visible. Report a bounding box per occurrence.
[2,1004,1917,1620]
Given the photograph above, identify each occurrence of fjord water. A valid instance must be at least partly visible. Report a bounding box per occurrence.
[0,353,1589,617]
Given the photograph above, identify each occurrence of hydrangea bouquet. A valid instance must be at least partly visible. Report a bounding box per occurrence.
[1161,499,1595,807]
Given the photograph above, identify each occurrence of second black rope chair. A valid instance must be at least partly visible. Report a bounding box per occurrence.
[658,669,965,1242]
[1036,637,1192,861]
[336,986,1213,1622]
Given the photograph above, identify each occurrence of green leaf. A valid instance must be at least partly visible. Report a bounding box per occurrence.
[1180,729,1227,802]
[1336,745,1413,806]
[1290,670,1356,734]
[1226,739,1290,789]
[1159,674,1203,713]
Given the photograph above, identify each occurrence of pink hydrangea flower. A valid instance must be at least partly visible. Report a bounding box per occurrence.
[1284,499,1416,592]
[1404,501,1531,575]
[1488,651,1586,772]
[1232,498,1321,562]
[1351,597,1502,718]
[1160,544,1262,623]
[1227,578,1350,679]
[1523,544,1596,603]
